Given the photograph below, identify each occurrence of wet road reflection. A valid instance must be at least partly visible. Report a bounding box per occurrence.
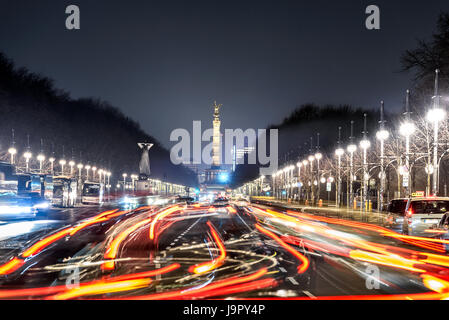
[1,199,449,299]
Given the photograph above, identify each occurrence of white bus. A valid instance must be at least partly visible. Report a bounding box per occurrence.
[81,182,104,205]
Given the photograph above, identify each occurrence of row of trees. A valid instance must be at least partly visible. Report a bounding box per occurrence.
[0,52,198,187]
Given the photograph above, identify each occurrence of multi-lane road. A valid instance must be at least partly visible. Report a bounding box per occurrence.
[1,197,449,300]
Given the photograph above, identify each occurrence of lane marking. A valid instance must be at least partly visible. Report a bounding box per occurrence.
[303,290,316,298]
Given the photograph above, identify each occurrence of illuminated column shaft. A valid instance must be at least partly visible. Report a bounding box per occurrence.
[212,118,221,167]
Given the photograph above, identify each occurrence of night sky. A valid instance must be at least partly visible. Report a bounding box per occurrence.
[1,0,449,149]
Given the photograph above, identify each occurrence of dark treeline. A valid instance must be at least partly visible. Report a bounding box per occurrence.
[0,53,198,187]
[230,104,385,188]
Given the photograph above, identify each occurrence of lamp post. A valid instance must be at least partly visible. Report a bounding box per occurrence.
[302,160,309,203]
[427,69,446,196]
[376,101,389,212]
[69,160,75,176]
[85,165,91,180]
[315,152,322,201]
[297,162,302,202]
[23,151,32,172]
[8,147,17,165]
[77,163,83,177]
[399,91,415,198]
[360,114,371,217]
[59,159,66,175]
[98,169,104,184]
[107,171,111,192]
[335,127,344,208]
[8,129,16,165]
[92,167,97,181]
[37,154,45,173]
[308,155,315,205]
[289,165,294,200]
[49,157,55,174]
[122,173,127,191]
[347,121,357,209]
[131,174,138,191]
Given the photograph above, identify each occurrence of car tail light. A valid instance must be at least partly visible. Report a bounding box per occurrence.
[407,208,413,224]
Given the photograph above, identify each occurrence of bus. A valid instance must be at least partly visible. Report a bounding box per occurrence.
[52,176,77,208]
[81,182,104,205]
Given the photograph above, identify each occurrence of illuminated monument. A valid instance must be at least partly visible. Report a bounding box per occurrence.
[203,101,229,190]
[135,142,153,193]
[212,101,222,167]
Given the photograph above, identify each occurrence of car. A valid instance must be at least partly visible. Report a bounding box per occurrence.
[384,198,408,229]
[0,194,37,220]
[402,197,449,235]
[235,198,250,207]
[213,197,229,207]
[175,196,195,205]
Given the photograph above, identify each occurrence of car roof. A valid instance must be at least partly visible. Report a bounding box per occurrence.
[410,197,449,201]
[391,197,449,201]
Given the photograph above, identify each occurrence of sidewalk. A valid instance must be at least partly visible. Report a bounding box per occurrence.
[254,199,388,226]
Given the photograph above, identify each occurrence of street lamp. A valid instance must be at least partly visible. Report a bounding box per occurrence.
[308,155,315,205]
[315,152,322,205]
[92,167,97,181]
[347,121,357,208]
[59,159,66,175]
[106,171,111,190]
[85,165,91,180]
[98,169,104,181]
[69,160,75,176]
[376,101,389,212]
[23,151,32,172]
[49,157,55,174]
[427,70,446,195]
[122,173,127,191]
[296,162,302,202]
[131,174,138,190]
[77,163,83,177]
[8,147,17,165]
[399,92,415,198]
[37,153,45,172]
[360,114,371,216]
[335,127,345,208]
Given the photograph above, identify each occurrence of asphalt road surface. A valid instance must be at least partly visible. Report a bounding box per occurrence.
[1,198,449,300]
